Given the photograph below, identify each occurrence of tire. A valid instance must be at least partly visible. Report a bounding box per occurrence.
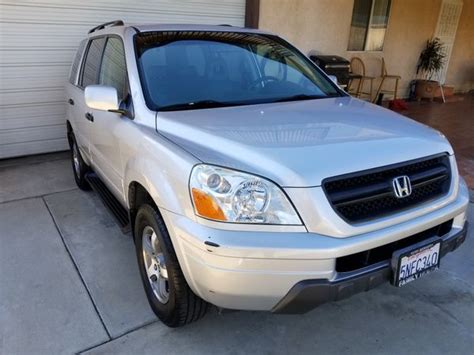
[69,133,91,190]
[134,204,208,327]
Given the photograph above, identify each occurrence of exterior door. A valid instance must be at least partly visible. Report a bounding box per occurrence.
[75,37,106,161]
[88,36,129,200]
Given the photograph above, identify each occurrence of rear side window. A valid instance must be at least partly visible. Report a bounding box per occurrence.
[81,37,106,88]
[69,39,87,85]
[99,37,127,101]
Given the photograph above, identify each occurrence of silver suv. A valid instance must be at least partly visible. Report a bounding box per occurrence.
[66,21,469,327]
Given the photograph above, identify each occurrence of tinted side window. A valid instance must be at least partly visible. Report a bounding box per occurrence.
[81,37,106,88]
[99,37,127,100]
[69,39,87,85]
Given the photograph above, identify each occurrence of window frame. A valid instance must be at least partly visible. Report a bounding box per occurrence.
[78,36,107,90]
[347,0,393,52]
[77,34,134,118]
[99,36,130,102]
[69,39,87,86]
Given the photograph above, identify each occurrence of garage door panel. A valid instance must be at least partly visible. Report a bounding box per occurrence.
[1,66,69,90]
[0,0,245,158]
[0,51,74,66]
[2,114,65,130]
[0,88,65,107]
[2,78,67,93]
[0,138,69,159]
[1,34,84,49]
[0,23,88,49]
[0,22,87,36]
[1,1,244,21]
[0,124,66,145]
[0,102,65,122]
[4,0,244,12]
[0,2,244,26]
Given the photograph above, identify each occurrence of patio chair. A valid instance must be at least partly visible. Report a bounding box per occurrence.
[373,57,401,103]
[348,57,374,101]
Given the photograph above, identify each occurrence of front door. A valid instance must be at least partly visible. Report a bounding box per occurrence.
[75,37,106,159]
[88,36,129,200]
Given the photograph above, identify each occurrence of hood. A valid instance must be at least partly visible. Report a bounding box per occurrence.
[156,97,453,187]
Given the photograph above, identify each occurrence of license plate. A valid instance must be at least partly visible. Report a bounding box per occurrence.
[392,239,441,287]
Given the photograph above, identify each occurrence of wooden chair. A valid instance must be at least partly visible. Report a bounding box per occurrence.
[373,58,401,103]
[348,57,374,101]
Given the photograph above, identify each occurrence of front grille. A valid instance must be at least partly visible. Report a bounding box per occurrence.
[336,219,453,272]
[323,154,451,223]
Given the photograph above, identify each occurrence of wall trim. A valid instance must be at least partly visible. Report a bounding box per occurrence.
[245,0,260,28]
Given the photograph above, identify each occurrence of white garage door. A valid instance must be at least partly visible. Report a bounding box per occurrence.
[0,0,245,159]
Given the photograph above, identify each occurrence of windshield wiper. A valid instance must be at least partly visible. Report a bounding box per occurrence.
[157,94,341,111]
[272,93,338,103]
[158,100,236,112]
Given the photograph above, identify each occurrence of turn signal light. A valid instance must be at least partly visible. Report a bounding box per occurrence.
[191,188,226,221]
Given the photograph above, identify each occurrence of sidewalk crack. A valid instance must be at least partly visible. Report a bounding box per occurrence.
[41,197,112,341]
[77,319,160,354]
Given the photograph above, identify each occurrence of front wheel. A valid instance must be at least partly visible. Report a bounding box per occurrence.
[134,204,208,327]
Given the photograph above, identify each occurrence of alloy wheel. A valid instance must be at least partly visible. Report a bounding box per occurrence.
[142,226,169,304]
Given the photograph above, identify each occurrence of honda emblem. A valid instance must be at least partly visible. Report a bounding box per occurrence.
[392,175,412,198]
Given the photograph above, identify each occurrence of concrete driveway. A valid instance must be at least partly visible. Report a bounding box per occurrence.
[1,153,473,354]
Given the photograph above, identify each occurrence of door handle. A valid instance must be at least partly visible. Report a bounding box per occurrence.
[68,98,75,105]
[85,112,94,122]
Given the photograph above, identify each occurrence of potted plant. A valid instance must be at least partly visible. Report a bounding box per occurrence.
[414,38,446,101]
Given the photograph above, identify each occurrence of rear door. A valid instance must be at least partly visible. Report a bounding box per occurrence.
[74,37,106,159]
[65,39,86,154]
[88,36,129,199]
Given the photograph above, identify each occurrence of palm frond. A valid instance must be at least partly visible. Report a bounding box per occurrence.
[416,37,446,80]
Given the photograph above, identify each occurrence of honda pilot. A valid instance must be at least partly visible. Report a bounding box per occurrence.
[66,21,469,327]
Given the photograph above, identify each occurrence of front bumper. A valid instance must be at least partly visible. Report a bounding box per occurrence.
[272,222,468,313]
[162,180,469,312]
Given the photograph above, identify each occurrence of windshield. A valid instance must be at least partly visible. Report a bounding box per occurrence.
[135,31,342,111]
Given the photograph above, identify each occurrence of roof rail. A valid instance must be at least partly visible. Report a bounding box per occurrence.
[88,20,124,34]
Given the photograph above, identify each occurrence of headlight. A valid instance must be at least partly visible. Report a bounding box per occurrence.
[189,164,301,225]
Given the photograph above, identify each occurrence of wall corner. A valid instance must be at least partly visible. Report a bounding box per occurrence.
[245,0,260,28]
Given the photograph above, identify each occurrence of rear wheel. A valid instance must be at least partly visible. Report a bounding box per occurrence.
[69,133,90,190]
[134,204,208,327]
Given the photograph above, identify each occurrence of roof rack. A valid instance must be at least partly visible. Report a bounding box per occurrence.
[88,20,124,34]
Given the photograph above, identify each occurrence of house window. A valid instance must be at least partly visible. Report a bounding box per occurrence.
[348,0,392,51]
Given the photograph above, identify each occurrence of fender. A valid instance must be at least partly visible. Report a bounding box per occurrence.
[122,124,200,220]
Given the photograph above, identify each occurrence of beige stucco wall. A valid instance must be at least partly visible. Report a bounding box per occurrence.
[445,0,474,92]
[259,0,472,97]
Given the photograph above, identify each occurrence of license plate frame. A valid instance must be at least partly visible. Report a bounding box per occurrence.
[391,237,441,287]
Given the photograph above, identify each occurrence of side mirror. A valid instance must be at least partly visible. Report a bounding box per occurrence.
[85,85,119,111]
[328,75,338,85]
